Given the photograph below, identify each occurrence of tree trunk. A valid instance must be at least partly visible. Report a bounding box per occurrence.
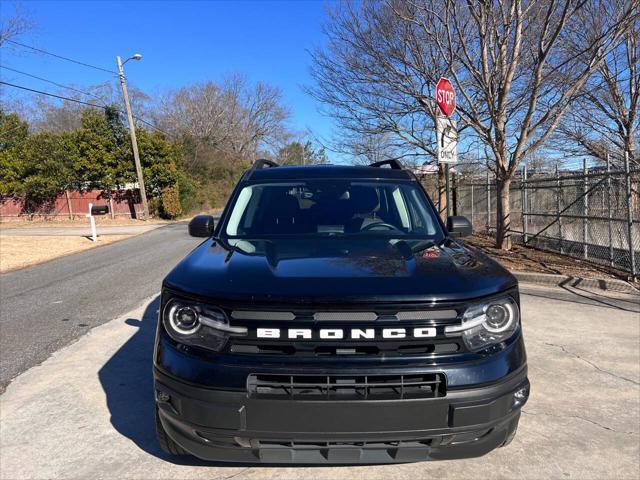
[437,163,447,221]
[495,177,512,250]
[64,189,73,220]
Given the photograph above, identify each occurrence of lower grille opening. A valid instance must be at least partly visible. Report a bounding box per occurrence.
[247,373,446,400]
[256,439,432,449]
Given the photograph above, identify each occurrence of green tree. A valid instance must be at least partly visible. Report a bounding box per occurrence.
[73,107,134,191]
[11,131,77,212]
[137,129,182,192]
[0,110,30,195]
[278,140,328,165]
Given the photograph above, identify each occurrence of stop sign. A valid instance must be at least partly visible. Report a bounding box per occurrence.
[435,77,456,117]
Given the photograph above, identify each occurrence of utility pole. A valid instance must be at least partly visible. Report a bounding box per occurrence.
[116,54,149,220]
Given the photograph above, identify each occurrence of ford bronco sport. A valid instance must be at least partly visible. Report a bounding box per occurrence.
[154,159,529,463]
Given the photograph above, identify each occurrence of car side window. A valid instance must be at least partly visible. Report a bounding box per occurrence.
[404,186,436,235]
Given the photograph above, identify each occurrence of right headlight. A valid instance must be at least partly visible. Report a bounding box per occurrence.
[162,296,247,352]
[445,296,520,352]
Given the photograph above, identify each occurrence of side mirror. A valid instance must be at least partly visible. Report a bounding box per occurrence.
[446,216,472,238]
[188,215,215,237]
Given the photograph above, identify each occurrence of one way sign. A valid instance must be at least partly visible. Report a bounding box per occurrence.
[436,116,457,164]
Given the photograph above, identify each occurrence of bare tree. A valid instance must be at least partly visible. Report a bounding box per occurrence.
[555,7,639,166]
[307,1,455,214]
[4,82,151,133]
[157,75,290,170]
[334,130,405,165]
[400,0,639,249]
[0,3,34,46]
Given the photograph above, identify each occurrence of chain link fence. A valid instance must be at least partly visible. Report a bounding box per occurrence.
[425,157,639,280]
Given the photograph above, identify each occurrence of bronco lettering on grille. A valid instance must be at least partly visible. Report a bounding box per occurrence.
[255,327,437,340]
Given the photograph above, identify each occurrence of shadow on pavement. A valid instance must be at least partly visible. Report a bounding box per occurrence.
[521,284,640,312]
[97,296,211,466]
[97,296,357,469]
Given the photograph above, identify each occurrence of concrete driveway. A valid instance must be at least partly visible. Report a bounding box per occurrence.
[1,284,638,479]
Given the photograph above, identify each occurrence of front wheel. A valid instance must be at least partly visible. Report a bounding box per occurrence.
[156,408,189,456]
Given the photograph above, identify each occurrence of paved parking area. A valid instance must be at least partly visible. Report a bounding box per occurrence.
[1,284,638,480]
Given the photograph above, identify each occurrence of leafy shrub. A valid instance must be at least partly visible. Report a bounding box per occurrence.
[160,184,182,219]
[147,196,161,218]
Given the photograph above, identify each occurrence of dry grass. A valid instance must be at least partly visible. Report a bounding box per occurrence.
[0,209,223,229]
[466,233,637,285]
[0,218,170,229]
[0,235,132,273]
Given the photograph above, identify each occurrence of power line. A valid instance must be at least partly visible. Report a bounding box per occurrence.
[0,80,170,135]
[0,65,106,102]
[4,39,117,75]
[1,80,105,108]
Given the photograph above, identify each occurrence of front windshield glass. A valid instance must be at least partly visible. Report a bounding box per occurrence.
[224,180,444,241]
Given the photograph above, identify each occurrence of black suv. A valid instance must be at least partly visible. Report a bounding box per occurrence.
[154,160,529,464]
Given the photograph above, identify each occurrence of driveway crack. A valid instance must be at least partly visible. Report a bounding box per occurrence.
[544,342,640,386]
[214,467,251,480]
[522,410,636,435]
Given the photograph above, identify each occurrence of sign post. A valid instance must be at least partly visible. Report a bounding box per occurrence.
[87,203,98,242]
[86,203,109,242]
[435,77,457,217]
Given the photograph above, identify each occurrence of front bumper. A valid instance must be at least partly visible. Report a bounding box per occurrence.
[154,366,529,463]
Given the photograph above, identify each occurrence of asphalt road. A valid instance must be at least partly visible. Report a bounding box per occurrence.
[0,222,202,391]
[1,225,163,236]
[1,284,638,479]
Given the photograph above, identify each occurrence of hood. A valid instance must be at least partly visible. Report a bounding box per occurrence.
[164,237,516,304]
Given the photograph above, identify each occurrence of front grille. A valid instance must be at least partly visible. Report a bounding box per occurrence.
[230,340,461,356]
[231,309,458,321]
[246,373,446,400]
[224,305,465,357]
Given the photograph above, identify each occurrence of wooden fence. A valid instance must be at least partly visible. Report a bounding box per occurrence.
[0,190,144,220]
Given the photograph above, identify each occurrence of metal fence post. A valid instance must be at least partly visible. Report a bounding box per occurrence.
[470,183,475,229]
[452,170,458,216]
[522,164,528,245]
[486,171,491,233]
[556,165,563,254]
[583,159,589,260]
[606,154,614,267]
[624,151,636,281]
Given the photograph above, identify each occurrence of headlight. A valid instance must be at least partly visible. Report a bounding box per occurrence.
[162,297,247,351]
[445,296,520,352]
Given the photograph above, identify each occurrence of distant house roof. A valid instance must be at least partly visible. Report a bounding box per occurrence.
[411,164,457,175]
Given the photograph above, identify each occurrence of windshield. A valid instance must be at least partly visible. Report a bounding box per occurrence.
[224,179,443,242]
[223,179,444,241]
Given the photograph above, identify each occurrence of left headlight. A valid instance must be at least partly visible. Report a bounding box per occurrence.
[162,296,247,351]
[445,296,520,352]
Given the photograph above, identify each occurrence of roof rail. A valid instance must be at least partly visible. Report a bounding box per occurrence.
[369,159,404,170]
[252,158,280,169]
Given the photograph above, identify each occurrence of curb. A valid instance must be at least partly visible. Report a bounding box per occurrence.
[512,271,639,294]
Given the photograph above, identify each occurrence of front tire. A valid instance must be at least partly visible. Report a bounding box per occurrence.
[156,408,189,456]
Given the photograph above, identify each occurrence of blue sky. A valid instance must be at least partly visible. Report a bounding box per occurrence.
[1,0,335,150]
